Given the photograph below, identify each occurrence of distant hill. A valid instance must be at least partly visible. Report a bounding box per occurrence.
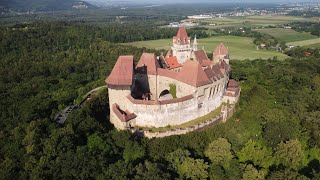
[0,0,95,12]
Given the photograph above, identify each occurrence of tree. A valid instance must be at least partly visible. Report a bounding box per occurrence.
[133,161,171,180]
[177,157,209,179]
[267,168,308,180]
[205,138,234,167]
[165,148,191,171]
[237,139,274,169]
[87,133,110,154]
[274,139,304,170]
[303,111,320,146]
[242,164,266,180]
[123,142,145,163]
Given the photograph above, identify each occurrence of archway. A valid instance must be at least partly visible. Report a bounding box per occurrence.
[159,89,170,98]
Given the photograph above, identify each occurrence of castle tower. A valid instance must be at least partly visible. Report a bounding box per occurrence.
[171,26,193,64]
[106,56,135,129]
[193,35,198,51]
[213,42,229,64]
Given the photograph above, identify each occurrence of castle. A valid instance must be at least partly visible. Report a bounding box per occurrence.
[106,27,240,130]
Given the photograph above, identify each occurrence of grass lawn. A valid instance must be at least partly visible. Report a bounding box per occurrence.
[122,36,289,60]
[254,28,318,43]
[287,38,320,47]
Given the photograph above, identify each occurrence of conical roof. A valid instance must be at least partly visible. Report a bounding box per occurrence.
[174,26,190,45]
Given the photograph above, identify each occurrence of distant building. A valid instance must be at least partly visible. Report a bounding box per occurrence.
[188,14,213,19]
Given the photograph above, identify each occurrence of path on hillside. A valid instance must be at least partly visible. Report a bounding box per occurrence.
[84,85,107,97]
[54,85,107,124]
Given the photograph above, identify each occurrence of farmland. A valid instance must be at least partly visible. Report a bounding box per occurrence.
[254,28,318,43]
[122,36,289,60]
[188,15,319,29]
[288,38,320,47]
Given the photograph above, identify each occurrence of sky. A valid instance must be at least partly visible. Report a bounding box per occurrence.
[85,0,318,8]
[86,0,316,3]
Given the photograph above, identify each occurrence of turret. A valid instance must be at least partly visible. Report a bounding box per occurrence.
[193,35,198,51]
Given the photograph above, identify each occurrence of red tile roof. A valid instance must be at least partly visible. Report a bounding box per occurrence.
[165,56,182,69]
[157,68,179,79]
[136,53,161,75]
[228,79,239,88]
[106,55,133,86]
[221,60,231,72]
[211,64,224,78]
[214,42,229,57]
[225,80,240,97]
[194,50,209,63]
[165,50,173,58]
[174,26,190,45]
[177,60,211,87]
[204,67,217,81]
[201,60,214,67]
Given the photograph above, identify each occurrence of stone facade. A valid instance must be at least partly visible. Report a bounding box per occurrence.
[172,43,193,64]
[105,27,240,133]
[131,105,237,139]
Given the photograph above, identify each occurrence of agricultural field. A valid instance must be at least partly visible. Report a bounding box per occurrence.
[122,36,289,60]
[188,15,319,29]
[288,38,320,47]
[305,43,320,48]
[254,28,318,43]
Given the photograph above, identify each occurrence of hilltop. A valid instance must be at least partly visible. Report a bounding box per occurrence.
[0,0,95,12]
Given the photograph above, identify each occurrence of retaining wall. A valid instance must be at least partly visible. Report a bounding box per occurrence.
[131,105,236,138]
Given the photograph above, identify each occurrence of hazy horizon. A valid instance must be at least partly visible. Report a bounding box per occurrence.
[85,0,319,4]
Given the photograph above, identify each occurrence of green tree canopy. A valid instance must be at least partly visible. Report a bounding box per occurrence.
[123,142,145,163]
[275,139,304,170]
[205,138,234,167]
[237,139,274,168]
[177,157,209,180]
[242,164,266,180]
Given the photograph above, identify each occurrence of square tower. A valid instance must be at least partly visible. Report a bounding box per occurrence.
[171,26,193,64]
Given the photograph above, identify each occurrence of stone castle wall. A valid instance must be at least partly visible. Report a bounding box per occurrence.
[156,75,196,98]
[108,69,230,130]
[131,104,237,138]
[108,85,132,130]
[127,94,222,128]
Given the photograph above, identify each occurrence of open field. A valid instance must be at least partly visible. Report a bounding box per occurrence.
[254,28,318,43]
[188,15,319,29]
[122,36,289,60]
[287,38,320,47]
[305,43,320,48]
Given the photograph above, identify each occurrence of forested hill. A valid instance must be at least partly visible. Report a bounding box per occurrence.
[0,0,95,12]
[1,22,320,179]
